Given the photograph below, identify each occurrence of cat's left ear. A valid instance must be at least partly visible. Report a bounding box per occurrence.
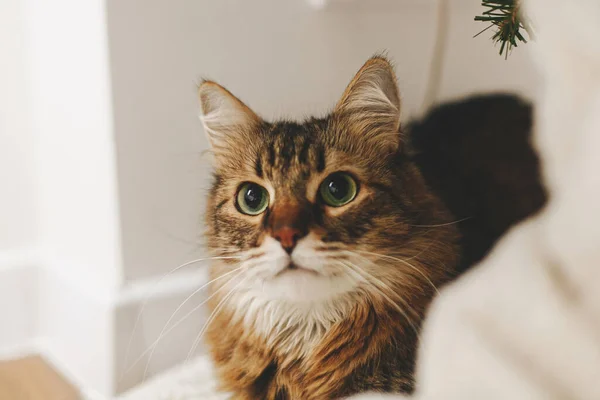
[334,56,402,153]
[198,81,261,165]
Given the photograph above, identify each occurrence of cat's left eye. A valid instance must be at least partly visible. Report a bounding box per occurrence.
[319,172,358,207]
[236,182,269,215]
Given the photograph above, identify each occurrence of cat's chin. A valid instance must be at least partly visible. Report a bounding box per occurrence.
[261,269,357,303]
[273,263,319,278]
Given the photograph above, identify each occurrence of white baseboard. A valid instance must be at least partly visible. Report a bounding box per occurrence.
[0,340,40,362]
[114,268,211,394]
[37,335,111,400]
[37,266,116,396]
[0,248,38,358]
[0,251,211,398]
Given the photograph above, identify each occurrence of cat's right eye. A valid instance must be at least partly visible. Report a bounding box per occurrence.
[236,182,269,216]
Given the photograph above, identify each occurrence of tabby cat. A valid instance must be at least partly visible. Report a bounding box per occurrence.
[198,56,545,399]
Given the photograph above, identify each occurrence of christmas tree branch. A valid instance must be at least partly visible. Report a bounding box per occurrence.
[475,0,533,59]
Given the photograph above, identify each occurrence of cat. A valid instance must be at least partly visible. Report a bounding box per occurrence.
[198,56,545,400]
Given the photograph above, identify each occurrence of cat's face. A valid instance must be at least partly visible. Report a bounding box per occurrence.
[201,58,457,318]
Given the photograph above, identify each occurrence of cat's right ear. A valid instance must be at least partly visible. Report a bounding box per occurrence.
[198,81,261,165]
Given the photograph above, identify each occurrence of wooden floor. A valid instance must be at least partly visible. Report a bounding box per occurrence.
[0,356,80,400]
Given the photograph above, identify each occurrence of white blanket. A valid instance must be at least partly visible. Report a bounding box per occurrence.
[118,356,229,400]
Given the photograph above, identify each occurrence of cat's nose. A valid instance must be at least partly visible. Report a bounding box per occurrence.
[272,226,302,254]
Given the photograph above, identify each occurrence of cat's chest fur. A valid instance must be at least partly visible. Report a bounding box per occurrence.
[206,298,418,400]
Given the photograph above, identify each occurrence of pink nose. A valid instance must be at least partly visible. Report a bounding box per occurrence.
[272,226,301,253]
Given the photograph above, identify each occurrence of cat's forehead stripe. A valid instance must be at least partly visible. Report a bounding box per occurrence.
[255,156,263,178]
[267,142,276,167]
[298,135,312,165]
[257,122,326,180]
[316,144,326,172]
[280,132,296,171]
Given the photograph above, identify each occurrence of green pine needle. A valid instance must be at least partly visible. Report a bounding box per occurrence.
[474,0,533,59]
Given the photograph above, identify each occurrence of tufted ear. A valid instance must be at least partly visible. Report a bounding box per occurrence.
[335,56,402,153]
[198,81,261,164]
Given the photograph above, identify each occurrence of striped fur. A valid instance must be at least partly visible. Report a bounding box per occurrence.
[199,56,460,399]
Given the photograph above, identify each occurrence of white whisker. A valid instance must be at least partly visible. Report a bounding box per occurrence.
[408,216,471,228]
[120,255,242,381]
[352,250,440,295]
[141,264,246,380]
[339,260,421,340]
[186,276,248,363]
[122,266,244,378]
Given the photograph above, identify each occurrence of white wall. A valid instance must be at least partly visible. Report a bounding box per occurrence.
[0,0,39,359]
[106,0,539,283]
[0,0,123,396]
[437,1,540,102]
[0,0,38,251]
[27,0,123,291]
[24,0,124,392]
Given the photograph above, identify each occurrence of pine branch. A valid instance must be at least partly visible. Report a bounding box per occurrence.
[474,0,533,59]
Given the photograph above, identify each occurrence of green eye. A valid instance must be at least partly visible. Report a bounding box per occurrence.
[319,172,358,207]
[236,182,269,215]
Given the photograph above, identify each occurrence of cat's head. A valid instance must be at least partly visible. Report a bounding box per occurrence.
[200,57,458,320]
